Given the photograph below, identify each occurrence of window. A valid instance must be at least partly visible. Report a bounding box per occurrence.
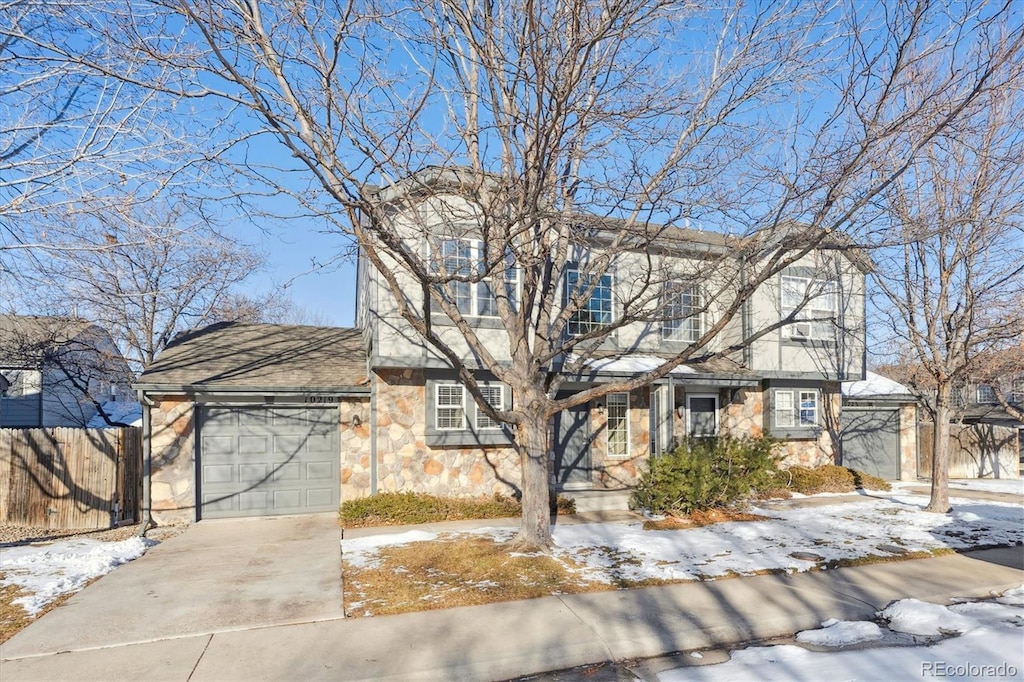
[662,283,704,343]
[606,392,630,458]
[431,238,519,317]
[951,385,967,408]
[566,270,613,336]
[0,374,9,398]
[774,389,819,428]
[475,385,504,430]
[435,384,466,430]
[976,384,997,404]
[774,390,795,428]
[1011,379,1024,405]
[687,394,719,437]
[781,275,837,339]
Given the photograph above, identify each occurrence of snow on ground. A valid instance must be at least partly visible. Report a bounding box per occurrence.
[893,478,1024,496]
[0,537,154,615]
[794,619,883,646]
[341,492,1023,587]
[659,586,1024,682]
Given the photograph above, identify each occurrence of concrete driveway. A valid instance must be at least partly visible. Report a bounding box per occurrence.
[1,513,344,659]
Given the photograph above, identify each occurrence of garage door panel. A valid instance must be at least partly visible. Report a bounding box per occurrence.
[305,488,334,508]
[305,461,334,481]
[306,433,334,454]
[202,464,235,484]
[202,435,236,456]
[199,405,340,519]
[273,462,302,481]
[238,463,269,483]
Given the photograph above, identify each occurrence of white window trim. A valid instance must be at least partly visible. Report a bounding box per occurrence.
[434,383,466,431]
[975,384,997,404]
[686,393,719,437]
[781,275,838,340]
[566,269,615,336]
[774,390,795,428]
[662,283,705,343]
[475,385,504,430]
[431,238,520,318]
[606,392,630,458]
[798,390,819,427]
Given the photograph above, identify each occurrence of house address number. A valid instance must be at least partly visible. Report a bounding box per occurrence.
[304,395,340,404]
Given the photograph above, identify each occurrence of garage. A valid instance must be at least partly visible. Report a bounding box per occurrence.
[136,322,370,525]
[840,407,900,480]
[840,371,919,481]
[198,405,340,519]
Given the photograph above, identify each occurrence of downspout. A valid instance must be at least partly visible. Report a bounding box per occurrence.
[369,369,378,496]
[740,260,754,369]
[136,389,154,537]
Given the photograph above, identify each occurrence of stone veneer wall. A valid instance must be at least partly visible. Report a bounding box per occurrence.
[589,388,651,489]
[363,369,520,499]
[149,396,195,525]
[339,397,372,499]
[721,387,764,439]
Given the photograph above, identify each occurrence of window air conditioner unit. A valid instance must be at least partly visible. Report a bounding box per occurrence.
[790,322,811,339]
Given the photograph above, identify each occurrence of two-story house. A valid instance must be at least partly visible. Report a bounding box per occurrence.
[0,315,133,428]
[137,169,889,523]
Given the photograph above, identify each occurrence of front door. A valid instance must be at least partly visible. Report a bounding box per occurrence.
[687,394,719,437]
[553,398,592,487]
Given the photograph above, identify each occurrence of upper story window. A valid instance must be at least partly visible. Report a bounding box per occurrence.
[1011,378,1024,405]
[774,389,818,428]
[662,283,704,343]
[566,270,613,336]
[781,275,837,339]
[0,373,9,398]
[975,384,997,404]
[431,238,519,318]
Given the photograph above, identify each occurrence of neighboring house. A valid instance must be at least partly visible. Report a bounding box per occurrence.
[0,315,133,428]
[137,170,895,524]
[953,378,1024,473]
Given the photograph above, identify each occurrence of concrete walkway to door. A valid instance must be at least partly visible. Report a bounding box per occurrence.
[1,513,344,658]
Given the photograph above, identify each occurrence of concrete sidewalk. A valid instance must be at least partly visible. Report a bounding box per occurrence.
[2,546,1021,682]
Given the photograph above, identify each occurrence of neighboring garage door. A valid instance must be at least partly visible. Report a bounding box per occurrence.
[840,407,900,480]
[198,405,339,519]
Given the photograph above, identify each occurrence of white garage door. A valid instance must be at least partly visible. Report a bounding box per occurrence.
[198,406,339,519]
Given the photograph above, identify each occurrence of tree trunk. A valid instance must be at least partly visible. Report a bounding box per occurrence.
[514,406,552,549]
[926,385,952,513]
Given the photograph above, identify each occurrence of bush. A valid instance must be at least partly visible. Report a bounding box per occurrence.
[630,436,780,515]
[339,491,576,527]
[771,464,892,495]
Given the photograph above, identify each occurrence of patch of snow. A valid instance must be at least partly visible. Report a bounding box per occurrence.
[948,479,1024,496]
[996,584,1024,606]
[343,496,1024,587]
[583,355,698,375]
[795,620,883,647]
[0,537,153,615]
[661,589,1024,681]
[879,598,978,636]
[842,371,912,398]
[86,401,142,428]
[340,530,438,568]
[689,652,703,659]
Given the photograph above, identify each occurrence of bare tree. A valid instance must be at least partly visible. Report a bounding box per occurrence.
[33,0,1024,546]
[970,333,1024,422]
[869,75,1024,512]
[20,200,273,372]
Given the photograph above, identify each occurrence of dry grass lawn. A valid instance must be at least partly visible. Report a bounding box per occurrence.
[344,536,615,617]
[642,509,770,531]
[0,573,79,645]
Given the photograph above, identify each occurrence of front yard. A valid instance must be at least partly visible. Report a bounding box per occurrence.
[341,485,1024,617]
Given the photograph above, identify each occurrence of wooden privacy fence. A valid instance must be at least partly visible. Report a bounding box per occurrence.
[0,427,142,529]
[919,422,1020,479]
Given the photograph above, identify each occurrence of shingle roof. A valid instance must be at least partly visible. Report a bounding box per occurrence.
[136,322,368,392]
[0,315,95,365]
